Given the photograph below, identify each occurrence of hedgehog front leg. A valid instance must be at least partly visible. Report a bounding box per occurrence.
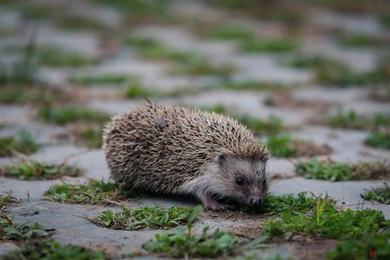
[199,192,226,211]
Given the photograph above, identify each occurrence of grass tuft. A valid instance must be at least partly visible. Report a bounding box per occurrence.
[326,233,390,260]
[144,226,236,258]
[1,160,83,180]
[338,33,386,47]
[38,106,110,125]
[327,110,389,130]
[0,194,17,209]
[296,159,390,181]
[365,132,390,150]
[0,215,49,241]
[0,130,39,156]
[37,47,92,67]
[70,74,138,86]
[3,239,105,260]
[361,184,390,205]
[95,206,199,230]
[261,194,389,241]
[44,180,128,204]
[207,25,254,40]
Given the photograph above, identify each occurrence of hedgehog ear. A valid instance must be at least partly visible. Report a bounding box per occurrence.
[218,154,226,165]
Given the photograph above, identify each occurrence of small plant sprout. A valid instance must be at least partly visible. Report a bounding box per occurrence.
[365,131,390,150]
[95,206,199,230]
[44,180,128,204]
[0,215,49,241]
[0,160,83,180]
[0,130,39,156]
[361,183,390,205]
[296,159,390,181]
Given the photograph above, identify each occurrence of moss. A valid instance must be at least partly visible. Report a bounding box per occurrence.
[296,160,390,181]
[0,130,39,156]
[95,206,198,230]
[44,180,129,204]
[361,184,390,205]
[240,38,296,53]
[1,160,83,180]
[365,132,390,150]
[38,106,110,125]
[3,239,105,260]
[37,47,92,67]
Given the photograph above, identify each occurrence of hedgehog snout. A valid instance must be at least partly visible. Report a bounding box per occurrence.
[247,195,263,206]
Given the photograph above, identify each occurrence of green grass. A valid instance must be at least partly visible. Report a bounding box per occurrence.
[170,57,235,78]
[365,132,390,150]
[95,206,199,230]
[79,127,103,149]
[0,85,66,104]
[267,135,296,158]
[37,47,92,67]
[361,184,390,205]
[202,105,283,135]
[295,160,390,181]
[38,106,110,125]
[381,14,390,28]
[207,25,254,40]
[55,15,109,31]
[338,33,386,47]
[70,74,138,86]
[261,194,389,240]
[216,80,289,91]
[0,194,17,209]
[3,239,105,260]
[240,38,296,53]
[328,110,390,130]
[44,180,128,204]
[1,160,83,180]
[124,36,157,48]
[144,227,236,258]
[262,193,319,215]
[0,215,49,241]
[236,115,283,135]
[326,232,390,260]
[0,130,39,156]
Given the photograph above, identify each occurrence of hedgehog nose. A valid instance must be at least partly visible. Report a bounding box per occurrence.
[248,196,262,206]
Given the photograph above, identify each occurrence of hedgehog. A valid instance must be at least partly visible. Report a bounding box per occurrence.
[103,103,269,210]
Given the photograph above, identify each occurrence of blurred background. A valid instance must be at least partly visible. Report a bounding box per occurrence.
[0,1,390,258]
[0,0,389,163]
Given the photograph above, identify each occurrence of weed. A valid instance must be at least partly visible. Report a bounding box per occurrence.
[95,206,198,230]
[0,130,39,156]
[3,239,105,260]
[1,160,82,180]
[328,110,390,130]
[240,38,296,53]
[44,180,128,204]
[261,195,389,240]
[365,132,390,150]
[0,215,49,241]
[262,193,319,215]
[338,33,386,47]
[326,232,390,260]
[296,159,390,181]
[70,74,138,86]
[38,106,110,125]
[207,25,254,40]
[361,184,390,205]
[37,47,92,67]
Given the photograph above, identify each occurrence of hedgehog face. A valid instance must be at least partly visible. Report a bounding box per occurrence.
[216,153,268,207]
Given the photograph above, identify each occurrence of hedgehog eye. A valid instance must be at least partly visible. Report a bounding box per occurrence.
[262,179,267,186]
[235,176,245,186]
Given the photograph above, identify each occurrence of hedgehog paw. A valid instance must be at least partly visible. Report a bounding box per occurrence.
[200,194,226,211]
